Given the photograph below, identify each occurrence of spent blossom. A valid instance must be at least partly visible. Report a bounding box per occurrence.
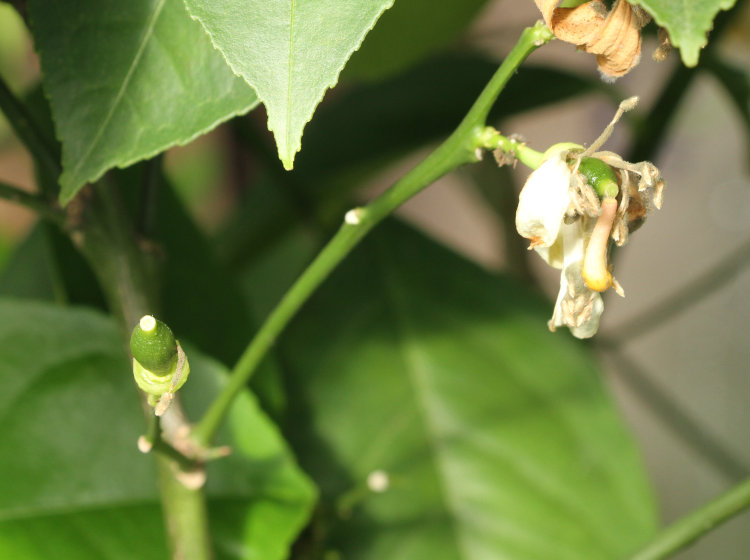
[534,0,668,80]
[515,97,664,338]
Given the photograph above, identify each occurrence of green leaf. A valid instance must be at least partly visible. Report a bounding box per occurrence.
[0,226,62,301]
[27,0,258,205]
[183,0,395,170]
[632,0,737,66]
[0,299,315,559]
[342,0,490,82]
[280,221,657,559]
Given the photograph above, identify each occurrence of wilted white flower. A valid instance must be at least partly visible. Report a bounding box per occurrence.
[515,98,663,338]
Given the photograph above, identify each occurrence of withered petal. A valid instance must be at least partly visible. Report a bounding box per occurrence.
[587,0,644,78]
[550,1,607,46]
[536,0,649,79]
[534,0,561,25]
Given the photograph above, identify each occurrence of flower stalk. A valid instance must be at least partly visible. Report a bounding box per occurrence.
[629,476,750,560]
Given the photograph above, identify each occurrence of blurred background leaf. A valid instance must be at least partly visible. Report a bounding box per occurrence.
[279,221,657,559]
[0,299,315,560]
[342,0,490,82]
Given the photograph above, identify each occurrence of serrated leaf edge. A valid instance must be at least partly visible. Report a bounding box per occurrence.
[183,0,395,170]
[632,0,737,67]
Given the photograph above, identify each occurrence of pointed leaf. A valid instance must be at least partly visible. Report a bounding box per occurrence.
[633,0,737,66]
[281,221,657,559]
[28,0,259,205]
[0,299,315,559]
[183,0,394,169]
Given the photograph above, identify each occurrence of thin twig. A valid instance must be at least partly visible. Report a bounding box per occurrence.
[628,476,750,560]
[0,180,63,225]
[0,74,60,194]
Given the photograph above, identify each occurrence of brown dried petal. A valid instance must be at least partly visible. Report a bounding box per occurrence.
[550,1,607,45]
[588,0,643,78]
[535,0,561,25]
[653,27,672,61]
[537,0,648,79]
[612,170,631,246]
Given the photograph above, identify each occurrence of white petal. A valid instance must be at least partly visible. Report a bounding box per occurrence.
[547,221,604,339]
[516,151,572,249]
[535,236,564,269]
[570,293,604,339]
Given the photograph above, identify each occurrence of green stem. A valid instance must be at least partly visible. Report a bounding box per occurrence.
[193,21,554,446]
[0,180,63,225]
[481,129,545,169]
[628,477,750,560]
[70,182,211,560]
[0,74,60,194]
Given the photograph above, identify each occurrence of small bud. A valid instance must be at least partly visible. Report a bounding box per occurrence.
[130,315,177,376]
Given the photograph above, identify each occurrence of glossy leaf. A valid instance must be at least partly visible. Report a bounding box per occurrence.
[183,0,394,170]
[633,0,737,66]
[0,299,315,559]
[27,0,258,205]
[280,221,657,559]
[0,226,62,301]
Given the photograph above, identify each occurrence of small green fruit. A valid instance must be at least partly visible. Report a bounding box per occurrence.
[577,157,619,199]
[130,315,177,376]
[130,316,190,415]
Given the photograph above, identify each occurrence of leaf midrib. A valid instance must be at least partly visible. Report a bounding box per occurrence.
[375,243,470,559]
[285,0,296,157]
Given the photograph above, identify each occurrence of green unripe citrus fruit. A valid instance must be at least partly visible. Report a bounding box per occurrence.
[130,315,178,376]
[577,157,619,199]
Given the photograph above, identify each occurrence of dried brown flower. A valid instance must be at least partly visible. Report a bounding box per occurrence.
[535,0,651,79]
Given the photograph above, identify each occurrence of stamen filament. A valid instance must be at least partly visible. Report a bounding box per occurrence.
[582,198,618,292]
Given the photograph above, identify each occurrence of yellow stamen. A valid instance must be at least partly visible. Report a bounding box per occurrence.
[582,198,618,292]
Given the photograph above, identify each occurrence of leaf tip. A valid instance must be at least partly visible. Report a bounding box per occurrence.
[678,45,701,68]
[58,175,81,207]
